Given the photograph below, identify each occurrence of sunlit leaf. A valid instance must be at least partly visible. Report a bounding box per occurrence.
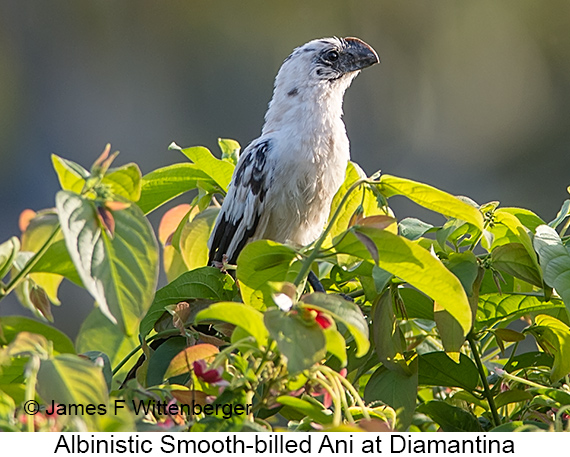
[102,164,142,201]
[476,293,563,330]
[334,227,472,336]
[180,207,219,271]
[76,308,139,374]
[174,144,235,192]
[137,163,211,214]
[378,175,484,231]
[51,154,88,193]
[196,302,268,346]
[56,191,159,335]
[0,318,74,355]
[164,343,219,379]
[237,240,301,310]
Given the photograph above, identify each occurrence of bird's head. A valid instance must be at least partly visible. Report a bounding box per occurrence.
[275,37,379,92]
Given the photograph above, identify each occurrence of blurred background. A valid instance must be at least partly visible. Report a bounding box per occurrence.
[1,1,569,338]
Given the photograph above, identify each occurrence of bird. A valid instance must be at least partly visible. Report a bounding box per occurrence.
[208,37,379,277]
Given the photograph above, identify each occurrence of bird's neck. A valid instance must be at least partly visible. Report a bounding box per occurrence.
[262,80,349,138]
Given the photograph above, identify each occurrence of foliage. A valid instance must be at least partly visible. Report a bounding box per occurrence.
[1,140,570,432]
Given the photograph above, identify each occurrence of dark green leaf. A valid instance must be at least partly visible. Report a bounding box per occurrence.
[418,352,479,391]
[492,243,543,287]
[139,267,237,339]
[416,400,482,432]
[364,359,418,431]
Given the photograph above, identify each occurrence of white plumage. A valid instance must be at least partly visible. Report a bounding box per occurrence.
[208,37,379,265]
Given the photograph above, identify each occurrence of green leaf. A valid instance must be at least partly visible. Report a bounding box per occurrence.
[378,175,484,231]
[0,316,75,355]
[75,308,139,375]
[51,154,88,192]
[371,290,408,374]
[444,251,479,296]
[137,163,212,214]
[36,354,108,423]
[491,210,541,271]
[323,327,347,366]
[525,314,570,382]
[264,308,326,374]
[503,351,553,373]
[276,396,333,424]
[175,144,235,192]
[398,288,434,320]
[491,421,549,432]
[196,302,268,346]
[102,164,142,201]
[180,207,219,271]
[139,267,237,339]
[334,227,472,336]
[217,138,241,165]
[146,337,188,386]
[416,400,482,432]
[398,218,434,241]
[492,243,543,287]
[534,224,570,310]
[549,199,570,229]
[56,191,159,335]
[418,352,479,391]
[323,162,366,247]
[237,240,301,310]
[364,359,418,431]
[476,293,564,330]
[494,389,532,409]
[301,292,370,357]
[0,237,20,280]
[29,239,82,285]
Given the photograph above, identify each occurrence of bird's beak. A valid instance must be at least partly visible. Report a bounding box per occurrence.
[342,37,379,73]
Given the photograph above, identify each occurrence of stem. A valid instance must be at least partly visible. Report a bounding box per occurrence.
[467,333,501,427]
[0,225,61,301]
[321,365,370,420]
[111,328,182,375]
[293,178,372,287]
[25,356,40,433]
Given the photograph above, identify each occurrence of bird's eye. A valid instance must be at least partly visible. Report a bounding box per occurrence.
[325,50,339,62]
